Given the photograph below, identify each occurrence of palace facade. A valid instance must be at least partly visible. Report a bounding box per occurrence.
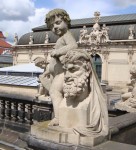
[13,12,136,90]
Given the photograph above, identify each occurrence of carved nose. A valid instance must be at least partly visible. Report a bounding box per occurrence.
[53,24,58,30]
[64,72,71,81]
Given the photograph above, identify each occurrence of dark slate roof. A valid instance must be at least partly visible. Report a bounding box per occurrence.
[32,13,136,31]
[0,75,38,86]
[18,13,136,45]
[0,55,13,63]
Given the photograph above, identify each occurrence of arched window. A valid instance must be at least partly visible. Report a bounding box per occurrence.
[91,54,102,81]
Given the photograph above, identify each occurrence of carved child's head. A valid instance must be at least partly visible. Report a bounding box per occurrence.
[45,9,71,37]
[34,57,47,69]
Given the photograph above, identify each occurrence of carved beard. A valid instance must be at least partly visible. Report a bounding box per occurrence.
[63,72,89,100]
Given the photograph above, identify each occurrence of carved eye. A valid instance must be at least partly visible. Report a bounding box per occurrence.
[56,21,62,25]
[69,67,77,73]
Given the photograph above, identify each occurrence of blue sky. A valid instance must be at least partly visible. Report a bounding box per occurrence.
[0,0,136,43]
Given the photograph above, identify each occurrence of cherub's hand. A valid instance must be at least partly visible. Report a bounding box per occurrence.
[51,50,60,57]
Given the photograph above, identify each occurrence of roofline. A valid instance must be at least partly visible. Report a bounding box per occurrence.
[32,13,136,32]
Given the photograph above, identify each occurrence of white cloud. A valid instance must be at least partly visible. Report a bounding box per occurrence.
[1,0,136,44]
[0,2,49,44]
[53,0,115,19]
[113,0,136,8]
[0,0,35,21]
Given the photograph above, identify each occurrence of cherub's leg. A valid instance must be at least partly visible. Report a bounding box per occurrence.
[36,83,44,98]
[48,73,64,126]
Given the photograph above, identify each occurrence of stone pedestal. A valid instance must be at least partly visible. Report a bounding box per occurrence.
[59,97,90,128]
[30,121,107,148]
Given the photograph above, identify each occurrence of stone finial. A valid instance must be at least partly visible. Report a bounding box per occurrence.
[94,11,100,23]
[29,34,34,45]
[44,32,49,44]
[128,25,135,40]
[14,33,18,45]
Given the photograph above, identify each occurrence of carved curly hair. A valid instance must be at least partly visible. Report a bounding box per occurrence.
[45,8,71,29]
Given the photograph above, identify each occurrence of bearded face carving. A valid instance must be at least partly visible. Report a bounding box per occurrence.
[63,60,90,100]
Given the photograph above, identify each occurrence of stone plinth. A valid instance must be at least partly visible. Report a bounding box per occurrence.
[59,97,90,128]
[30,121,107,148]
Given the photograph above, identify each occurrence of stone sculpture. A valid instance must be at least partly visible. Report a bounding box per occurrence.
[115,65,136,112]
[34,56,52,100]
[101,24,109,42]
[45,8,78,125]
[29,34,34,44]
[59,49,108,136]
[32,8,108,147]
[78,25,88,44]
[128,25,135,40]
[44,32,49,44]
[78,12,110,47]
[14,33,18,45]
[34,8,78,103]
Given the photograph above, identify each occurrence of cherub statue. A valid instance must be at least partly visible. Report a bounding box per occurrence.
[34,56,52,100]
[78,25,88,44]
[45,8,78,125]
[101,24,109,42]
[14,33,18,45]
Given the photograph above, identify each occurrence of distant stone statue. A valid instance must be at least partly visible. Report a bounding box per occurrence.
[115,65,136,112]
[88,23,101,45]
[29,34,34,44]
[34,56,52,100]
[14,33,18,45]
[128,25,135,40]
[44,32,49,44]
[101,24,109,42]
[85,12,109,47]
[78,25,88,44]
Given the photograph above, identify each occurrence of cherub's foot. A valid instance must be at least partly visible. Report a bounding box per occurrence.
[48,118,59,126]
[35,94,41,98]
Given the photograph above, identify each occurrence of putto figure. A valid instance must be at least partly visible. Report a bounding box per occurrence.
[78,25,88,44]
[45,8,78,125]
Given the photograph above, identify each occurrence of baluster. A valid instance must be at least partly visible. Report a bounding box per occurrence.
[18,103,25,123]
[0,99,5,119]
[12,101,18,122]
[5,100,11,120]
[26,104,33,125]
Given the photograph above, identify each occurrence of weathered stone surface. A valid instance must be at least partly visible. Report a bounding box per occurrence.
[31,8,108,148]
[115,65,136,112]
[31,121,107,147]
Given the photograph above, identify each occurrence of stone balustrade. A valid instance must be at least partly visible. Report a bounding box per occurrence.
[0,96,53,132]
